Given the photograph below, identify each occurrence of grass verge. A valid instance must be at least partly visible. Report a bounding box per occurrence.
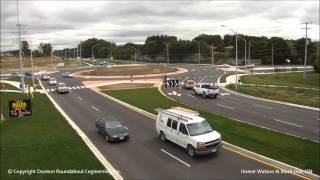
[105,88,319,175]
[227,84,319,108]
[0,92,113,180]
[241,72,320,89]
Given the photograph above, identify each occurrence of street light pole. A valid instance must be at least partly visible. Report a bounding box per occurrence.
[129,46,137,62]
[30,41,34,85]
[79,41,82,66]
[193,40,201,64]
[271,43,274,66]
[16,0,25,92]
[302,22,311,79]
[92,43,102,61]
[248,41,251,65]
[221,25,238,89]
[166,43,169,64]
[211,41,214,65]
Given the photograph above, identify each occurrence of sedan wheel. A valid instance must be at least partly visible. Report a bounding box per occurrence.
[202,92,206,98]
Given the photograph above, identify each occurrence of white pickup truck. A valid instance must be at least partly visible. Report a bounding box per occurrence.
[193,83,220,98]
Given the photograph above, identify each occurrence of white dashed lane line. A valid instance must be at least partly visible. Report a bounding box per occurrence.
[252,104,273,110]
[90,106,100,112]
[273,118,303,128]
[216,104,235,110]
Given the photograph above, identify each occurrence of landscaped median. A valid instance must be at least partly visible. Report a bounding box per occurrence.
[104,88,320,175]
[223,72,320,108]
[0,92,113,180]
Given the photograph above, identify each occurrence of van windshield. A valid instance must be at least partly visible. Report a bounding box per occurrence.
[187,120,213,136]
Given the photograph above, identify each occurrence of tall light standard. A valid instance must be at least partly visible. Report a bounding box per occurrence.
[211,41,214,65]
[222,25,238,89]
[166,42,170,64]
[193,40,201,64]
[239,36,247,71]
[29,41,34,85]
[79,41,82,66]
[16,0,25,92]
[91,43,102,60]
[129,46,137,62]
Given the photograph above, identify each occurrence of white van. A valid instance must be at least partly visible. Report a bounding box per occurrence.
[156,107,222,157]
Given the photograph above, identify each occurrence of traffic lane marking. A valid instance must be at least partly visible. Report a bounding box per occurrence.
[253,104,273,110]
[91,105,101,112]
[161,149,191,167]
[216,104,235,110]
[273,118,303,128]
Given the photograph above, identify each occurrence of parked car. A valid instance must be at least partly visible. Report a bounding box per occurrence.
[24,71,33,76]
[56,82,69,94]
[62,72,73,78]
[156,107,222,157]
[193,83,220,98]
[218,64,231,68]
[182,79,196,89]
[95,118,129,142]
[41,74,50,80]
[48,78,57,85]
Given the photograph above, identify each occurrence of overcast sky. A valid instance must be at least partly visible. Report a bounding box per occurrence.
[1,0,319,51]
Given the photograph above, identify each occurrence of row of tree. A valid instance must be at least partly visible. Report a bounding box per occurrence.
[8,41,52,57]
[52,34,318,68]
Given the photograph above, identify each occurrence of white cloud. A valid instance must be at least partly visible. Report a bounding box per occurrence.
[1,0,319,51]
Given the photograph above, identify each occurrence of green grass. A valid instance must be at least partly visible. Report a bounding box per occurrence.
[105,88,320,175]
[227,84,320,108]
[241,72,320,89]
[0,93,113,180]
[0,83,19,90]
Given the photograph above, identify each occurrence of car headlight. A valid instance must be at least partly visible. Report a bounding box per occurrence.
[113,135,117,138]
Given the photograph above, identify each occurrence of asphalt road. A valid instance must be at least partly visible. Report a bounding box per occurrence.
[162,64,320,142]
[41,71,299,179]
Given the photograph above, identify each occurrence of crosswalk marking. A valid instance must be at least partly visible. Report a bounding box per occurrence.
[46,85,86,92]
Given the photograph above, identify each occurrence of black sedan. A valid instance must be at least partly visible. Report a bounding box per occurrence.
[95,118,129,142]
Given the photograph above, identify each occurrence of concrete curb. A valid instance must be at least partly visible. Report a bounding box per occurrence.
[217,75,320,111]
[39,81,123,180]
[92,87,319,180]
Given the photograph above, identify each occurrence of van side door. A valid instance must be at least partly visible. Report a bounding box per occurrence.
[177,123,189,148]
[168,119,179,144]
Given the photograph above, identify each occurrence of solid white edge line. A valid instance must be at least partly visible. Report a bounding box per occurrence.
[273,118,303,128]
[216,104,235,110]
[39,81,123,180]
[161,149,191,167]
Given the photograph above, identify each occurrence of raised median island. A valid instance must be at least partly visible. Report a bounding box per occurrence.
[79,64,179,77]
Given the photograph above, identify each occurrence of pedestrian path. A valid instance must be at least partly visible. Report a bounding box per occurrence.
[45,85,86,92]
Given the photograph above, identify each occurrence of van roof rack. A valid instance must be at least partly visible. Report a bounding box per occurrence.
[170,107,199,116]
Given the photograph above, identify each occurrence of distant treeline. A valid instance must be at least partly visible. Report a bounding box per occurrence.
[53,34,318,67]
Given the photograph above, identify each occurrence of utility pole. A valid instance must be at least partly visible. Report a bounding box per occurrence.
[211,41,214,65]
[271,43,274,66]
[64,49,66,60]
[16,0,25,92]
[302,22,311,79]
[235,33,238,89]
[198,42,201,64]
[79,41,82,66]
[166,43,169,64]
[73,48,75,59]
[244,38,247,71]
[30,41,34,85]
[248,41,251,65]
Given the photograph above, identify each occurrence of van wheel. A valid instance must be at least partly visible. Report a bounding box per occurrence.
[187,145,196,157]
[160,132,166,142]
[202,92,206,98]
[213,95,217,99]
[105,135,110,142]
[96,126,99,133]
[193,90,197,95]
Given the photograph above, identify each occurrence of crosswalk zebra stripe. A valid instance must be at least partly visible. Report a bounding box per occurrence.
[76,86,80,89]
[72,87,76,89]
[80,86,85,88]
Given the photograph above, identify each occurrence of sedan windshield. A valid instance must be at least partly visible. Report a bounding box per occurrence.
[187,120,213,136]
[105,121,122,128]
